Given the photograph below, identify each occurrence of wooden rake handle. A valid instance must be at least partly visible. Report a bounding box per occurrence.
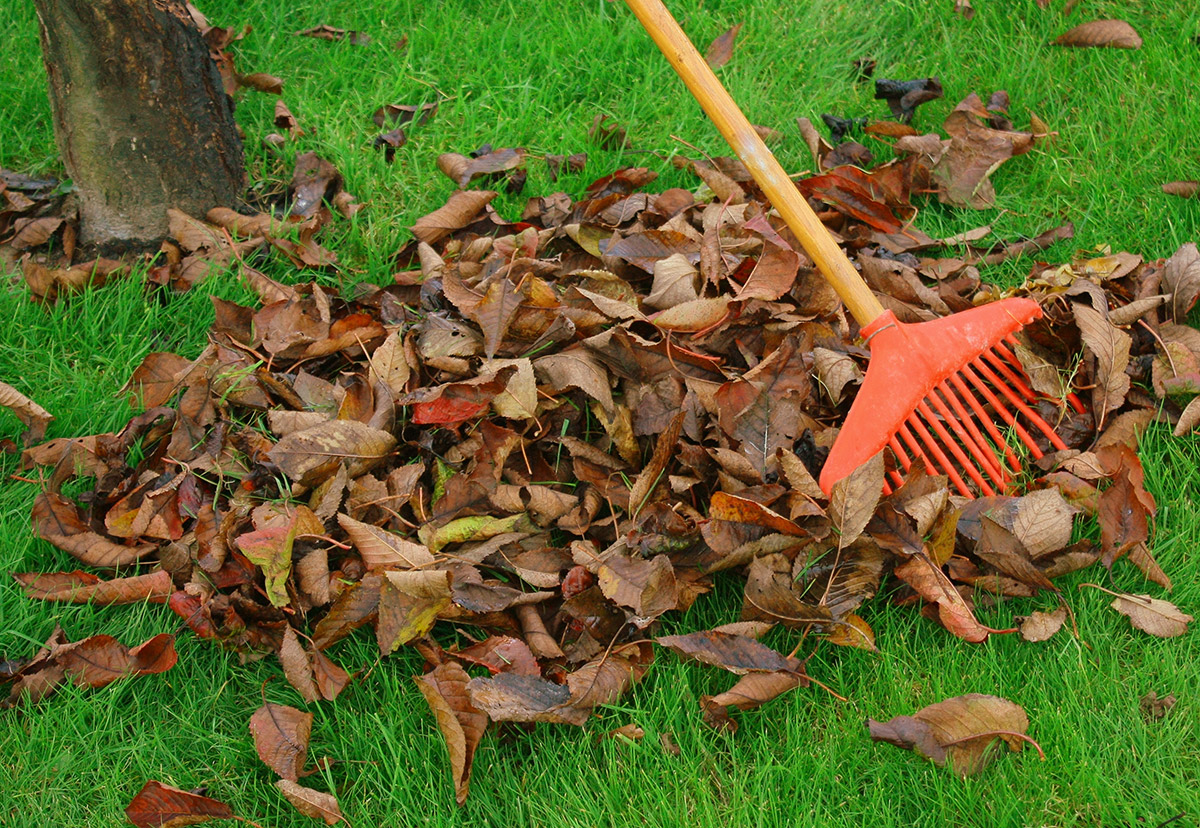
[623,0,886,327]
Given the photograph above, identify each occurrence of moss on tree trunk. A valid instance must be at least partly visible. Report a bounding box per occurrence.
[33,0,245,248]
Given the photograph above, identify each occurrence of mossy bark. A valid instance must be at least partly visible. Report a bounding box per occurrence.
[33,0,244,248]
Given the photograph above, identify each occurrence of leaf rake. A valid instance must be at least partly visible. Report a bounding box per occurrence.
[625,0,1072,497]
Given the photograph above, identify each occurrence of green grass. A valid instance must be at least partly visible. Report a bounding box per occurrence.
[2,0,1199,825]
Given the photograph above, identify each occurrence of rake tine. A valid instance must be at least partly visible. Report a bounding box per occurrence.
[947,372,1022,474]
[904,414,974,497]
[981,348,1040,403]
[970,357,1069,452]
[1000,337,1086,414]
[960,364,1046,459]
[887,436,912,489]
[897,422,938,479]
[927,384,1007,489]
[915,401,996,496]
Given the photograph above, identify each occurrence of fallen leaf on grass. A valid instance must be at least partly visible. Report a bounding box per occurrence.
[874,77,943,123]
[1104,591,1192,638]
[868,694,1040,776]
[276,779,347,824]
[2,628,177,709]
[1163,181,1199,199]
[1053,20,1142,49]
[1019,606,1068,642]
[13,568,173,605]
[656,630,791,674]
[701,658,809,732]
[250,702,312,781]
[1140,691,1176,721]
[705,22,743,68]
[416,660,489,805]
[295,24,370,45]
[124,780,235,827]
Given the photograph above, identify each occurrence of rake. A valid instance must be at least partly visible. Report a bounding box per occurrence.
[625,0,1071,498]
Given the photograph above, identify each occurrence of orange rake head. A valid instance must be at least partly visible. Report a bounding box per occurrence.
[818,297,1071,498]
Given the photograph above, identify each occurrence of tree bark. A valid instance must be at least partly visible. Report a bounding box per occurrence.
[33,0,245,249]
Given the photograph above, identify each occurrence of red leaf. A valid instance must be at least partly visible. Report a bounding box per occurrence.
[124,780,235,827]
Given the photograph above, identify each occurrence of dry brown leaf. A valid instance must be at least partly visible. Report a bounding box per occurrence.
[13,568,173,605]
[1053,20,1142,49]
[279,626,319,703]
[0,380,53,446]
[250,703,312,781]
[1109,592,1192,638]
[268,420,397,486]
[826,613,877,651]
[701,659,808,732]
[410,190,497,244]
[337,513,434,569]
[1174,396,1200,436]
[1073,302,1131,427]
[812,348,863,405]
[868,694,1035,776]
[705,22,743,68]
[1011,489,1076,558]
[533,348,614,414]
[1162,243,1200,322]
[276,780,347,824]
[1019,606,1068,642]
[367,330,412,395]
[656,630,790,674]
[1163,181,1200,199]
[829,451,884,547]
[416,661,488,806]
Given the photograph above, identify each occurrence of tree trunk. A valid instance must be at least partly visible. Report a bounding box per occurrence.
[33,0,244,249]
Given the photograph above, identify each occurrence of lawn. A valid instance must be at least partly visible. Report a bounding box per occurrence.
[2,0,1199,826]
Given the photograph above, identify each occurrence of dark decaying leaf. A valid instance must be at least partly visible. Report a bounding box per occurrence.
[874,77,943,123]
[124,780,235,827]
[868,694,1037,776]
[249,702,313,781]
[416,661,489,805]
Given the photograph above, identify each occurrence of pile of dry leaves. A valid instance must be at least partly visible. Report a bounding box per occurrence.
[3,87,1197,816]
